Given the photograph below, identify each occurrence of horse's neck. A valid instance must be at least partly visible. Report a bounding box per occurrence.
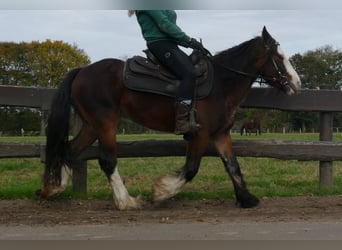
[213,38,264,78]
[212,57,258,111]
[213,43,264,97]
[212,39,267,113]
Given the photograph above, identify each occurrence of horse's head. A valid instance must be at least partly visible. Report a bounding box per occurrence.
[258,26,301,95]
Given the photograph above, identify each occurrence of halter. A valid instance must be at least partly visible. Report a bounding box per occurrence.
[211,41,290,88]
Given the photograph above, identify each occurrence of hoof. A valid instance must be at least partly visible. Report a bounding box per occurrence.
[36,189,49,198]
[236,195,260,208]
[152,175,185,203]
[35,185,65,198]
[114,195,145,210]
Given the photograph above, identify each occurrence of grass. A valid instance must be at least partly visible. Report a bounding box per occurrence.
[0,158,42,199]
[1,133,342,201]
[2,132,342,143]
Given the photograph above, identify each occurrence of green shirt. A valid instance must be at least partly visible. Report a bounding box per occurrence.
[135,10,191,47]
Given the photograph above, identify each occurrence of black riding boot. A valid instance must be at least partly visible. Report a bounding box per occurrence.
[174,101,200,140]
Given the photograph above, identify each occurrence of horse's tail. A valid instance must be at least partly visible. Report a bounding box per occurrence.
[240,125,244,135]
[43,68,81,187]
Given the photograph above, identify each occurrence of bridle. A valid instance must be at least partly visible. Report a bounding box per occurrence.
[209,41,290,88]
[264,42,290,88]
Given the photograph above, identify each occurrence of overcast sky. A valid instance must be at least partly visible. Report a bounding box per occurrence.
[1,9,341,63]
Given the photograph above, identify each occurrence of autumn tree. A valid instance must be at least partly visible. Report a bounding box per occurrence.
[0,40,91,135]
[0,40,90,87]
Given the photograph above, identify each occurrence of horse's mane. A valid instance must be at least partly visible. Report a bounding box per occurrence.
[212,36,262,68]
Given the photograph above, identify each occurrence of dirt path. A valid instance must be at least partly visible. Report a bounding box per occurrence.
[1,195,342,226]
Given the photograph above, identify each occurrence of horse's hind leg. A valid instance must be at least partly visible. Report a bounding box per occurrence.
[54,122,97,194]
[214,133,259,208]
[43,122,97,196]
[97,126,143,210]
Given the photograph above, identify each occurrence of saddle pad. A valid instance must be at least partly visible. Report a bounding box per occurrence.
[123,56,213,99]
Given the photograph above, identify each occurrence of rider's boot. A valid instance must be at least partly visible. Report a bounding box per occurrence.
[174,100,200,140]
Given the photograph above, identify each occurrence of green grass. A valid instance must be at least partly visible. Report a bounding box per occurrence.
[0,158,43,199]
[0,136,46,143]
[2,132,342,143]
[1,133,342,201]
[232,132,342,141]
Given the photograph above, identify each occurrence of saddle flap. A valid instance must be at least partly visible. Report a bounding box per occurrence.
[130,56,177,80]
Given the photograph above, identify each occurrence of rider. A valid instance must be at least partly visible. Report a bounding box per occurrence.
[128,10,207,138]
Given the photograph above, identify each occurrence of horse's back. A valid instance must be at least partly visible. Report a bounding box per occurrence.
[72,58,124,94]
[71,58,125,117]
[77,58,124,82]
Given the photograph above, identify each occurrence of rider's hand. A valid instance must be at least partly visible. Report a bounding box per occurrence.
[189,38,205,51]
[189,38,212,56]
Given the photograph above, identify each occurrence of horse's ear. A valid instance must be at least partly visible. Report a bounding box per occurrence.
[262,26,274,44]
[262,26,270,39]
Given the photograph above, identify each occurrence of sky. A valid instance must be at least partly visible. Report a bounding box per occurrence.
[1,4,342,63]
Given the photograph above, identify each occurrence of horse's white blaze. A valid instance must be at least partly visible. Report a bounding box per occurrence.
[153,175,186,202]
[277,46,301,94]
[109,166,142,210]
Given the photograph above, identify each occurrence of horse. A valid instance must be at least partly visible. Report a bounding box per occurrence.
[37,27,301,210]
[240,119,261,136]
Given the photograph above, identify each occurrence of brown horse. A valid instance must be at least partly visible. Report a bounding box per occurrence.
[240,119,261,135]
[38,27,300,210]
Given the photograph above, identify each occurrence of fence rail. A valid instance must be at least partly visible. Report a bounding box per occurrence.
[2,85,342,111]
[2,139,342,161]
[1,85,342,192]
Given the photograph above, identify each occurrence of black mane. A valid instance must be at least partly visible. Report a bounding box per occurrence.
[212,36,263,69]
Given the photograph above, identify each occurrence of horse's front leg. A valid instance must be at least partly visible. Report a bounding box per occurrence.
[214,134,259,208]
[152,137,208,203]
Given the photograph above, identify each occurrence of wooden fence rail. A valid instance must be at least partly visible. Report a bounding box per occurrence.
[1,85,342,111]
[1,85,342,192]
[2,140,342,161]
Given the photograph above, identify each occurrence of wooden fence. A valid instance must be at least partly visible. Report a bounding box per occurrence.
[1,85,342,192]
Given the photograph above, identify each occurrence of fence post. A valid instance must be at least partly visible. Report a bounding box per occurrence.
[319,85,333,188]
[40,110,48,136]
[72,161,87,193]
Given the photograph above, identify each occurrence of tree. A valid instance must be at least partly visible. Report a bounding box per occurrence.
[288,111,319,133]
[0,40,91,135]
[290,45,342,90]
[0,40,90,87]
[288,45,342,132]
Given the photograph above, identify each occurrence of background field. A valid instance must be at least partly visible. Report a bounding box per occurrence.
[1,133,342,201]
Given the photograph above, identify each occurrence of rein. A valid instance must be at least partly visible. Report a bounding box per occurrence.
[211,61,277,85]
[206,42,290,87]
[212,62,263,80]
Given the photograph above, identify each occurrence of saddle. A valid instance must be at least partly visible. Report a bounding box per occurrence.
[123,50,213,99]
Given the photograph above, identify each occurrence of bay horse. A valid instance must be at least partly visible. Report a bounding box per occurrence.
[240,119,261,135]
[37,27,300,210]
